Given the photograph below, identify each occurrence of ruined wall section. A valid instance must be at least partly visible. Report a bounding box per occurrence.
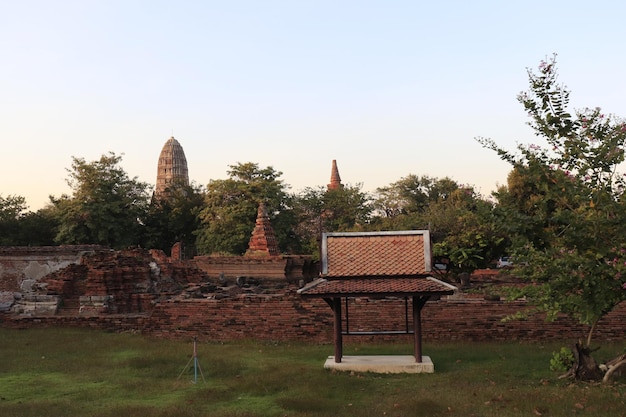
[1,247,624,344]
[0,247,211,315]
[6,292,623,344]
[0,246,104,293]
[192,255,316,284]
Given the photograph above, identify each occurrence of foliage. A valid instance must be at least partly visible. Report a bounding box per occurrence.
[0,194,27,222]
[550,347,575,372]
[373,174,458,220]
[371,176,505,276]
[195,162,292,255]
[291,184,373,257]
[428,187,504,274]
[0,195,58,246]
[142,183,205,257]
[51,152,151,249]
[0,194,27,246]
[478,54,626,345]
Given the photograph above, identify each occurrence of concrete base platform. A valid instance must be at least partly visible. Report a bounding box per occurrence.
[324,355,434,374]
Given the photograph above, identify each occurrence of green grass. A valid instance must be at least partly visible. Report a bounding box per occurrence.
[0,328,624,417]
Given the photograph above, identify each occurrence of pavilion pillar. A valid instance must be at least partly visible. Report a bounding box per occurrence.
[332,297,343,363]
[412,296,428,363]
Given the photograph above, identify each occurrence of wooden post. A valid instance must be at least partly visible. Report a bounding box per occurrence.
[333,297,343,363]
[412,296,428,363]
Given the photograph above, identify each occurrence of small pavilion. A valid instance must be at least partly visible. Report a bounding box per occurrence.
[298,230,456,373]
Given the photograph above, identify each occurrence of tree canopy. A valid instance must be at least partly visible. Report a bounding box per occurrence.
[51,152,151,249]
[371,176,505,278]
[195,162,292,255]
[142,183,205,257]
[290,183,373,257]
[479,54,626,345]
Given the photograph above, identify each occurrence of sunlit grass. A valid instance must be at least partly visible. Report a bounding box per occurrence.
[0,328,624,417]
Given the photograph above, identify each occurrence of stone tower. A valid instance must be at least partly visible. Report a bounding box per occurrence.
[327,159,343,190]
[156,136,189,196]
[245,202,280,256]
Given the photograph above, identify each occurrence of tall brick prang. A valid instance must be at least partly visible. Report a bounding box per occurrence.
[155,136,189,196]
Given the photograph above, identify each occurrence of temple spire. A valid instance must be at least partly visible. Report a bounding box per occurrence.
[327,159,343,190]
[155,136,189,197]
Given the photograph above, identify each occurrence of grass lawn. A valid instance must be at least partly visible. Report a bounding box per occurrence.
[0,327,624,417]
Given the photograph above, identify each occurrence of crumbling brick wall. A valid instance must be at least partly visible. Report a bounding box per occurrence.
[3,290,624,343]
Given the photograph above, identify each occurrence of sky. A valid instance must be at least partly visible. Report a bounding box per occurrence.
[3,0,626,211]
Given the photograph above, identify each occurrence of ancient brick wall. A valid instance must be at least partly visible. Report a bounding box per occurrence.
[1,247,624,344]
[192,255,316,283]
[137,292,626,343]
[3,292,625,343]
[0,246,104,292]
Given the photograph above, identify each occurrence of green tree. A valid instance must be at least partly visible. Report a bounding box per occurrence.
[0,195,59,246]
[291,184,373,257]
[142,183,205,257]
[15,207,59,246]
[479,55,626,380]
[195,162,292,255]
[371,177,505,279]
[427,186,504,276]
[52,152,151,249]
[372,175,462,231]
[0,194,28,246]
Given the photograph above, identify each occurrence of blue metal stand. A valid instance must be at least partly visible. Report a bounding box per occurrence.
[178,336,206,384]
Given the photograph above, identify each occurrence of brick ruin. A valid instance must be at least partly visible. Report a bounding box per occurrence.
[0,245,316,315]
[1,244,624,343]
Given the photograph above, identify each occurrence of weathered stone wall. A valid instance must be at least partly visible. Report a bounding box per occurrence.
[0,246,104,293]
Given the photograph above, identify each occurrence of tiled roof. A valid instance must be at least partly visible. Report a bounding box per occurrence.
[323,231,430,277]
[298,277,456,297]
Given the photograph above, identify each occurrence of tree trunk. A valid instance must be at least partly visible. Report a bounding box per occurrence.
[571,342,603,381]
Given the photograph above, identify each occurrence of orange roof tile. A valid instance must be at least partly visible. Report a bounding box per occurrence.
[322,231,431,277]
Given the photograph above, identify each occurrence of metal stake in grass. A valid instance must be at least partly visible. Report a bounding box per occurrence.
[177,336,206,384]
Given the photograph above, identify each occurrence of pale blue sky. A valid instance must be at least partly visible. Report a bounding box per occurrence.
[2,0,626,210]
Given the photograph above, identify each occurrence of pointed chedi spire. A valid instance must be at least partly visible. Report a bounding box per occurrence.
[328,159,343,190]
[245,202,280,256]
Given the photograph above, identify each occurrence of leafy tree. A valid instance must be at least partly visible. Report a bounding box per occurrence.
[52,152,151,249]
[0,194,28,246]
[0,194,27,221]
[371,177,505,279]
[195,162,292,255]
[373,174,458,220]
[0,195,59,246]
[291,184,373,257]
[15,207,59,246]
[479,55,626,380]
[142,183,205,257]
[427,187,504,275]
